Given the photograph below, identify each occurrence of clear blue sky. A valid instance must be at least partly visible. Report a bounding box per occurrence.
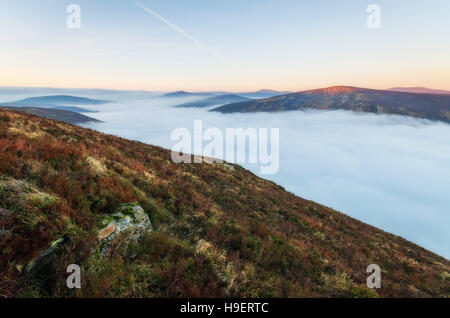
[1,0,449,91]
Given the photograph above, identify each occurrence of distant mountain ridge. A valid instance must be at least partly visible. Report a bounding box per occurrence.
[163,90,291,99]
[212,86,450,123]
[162,91,215,98]
[238,89,292,99]
[2,95,111,114]
[7,95,110,106]
[175,94,252,108]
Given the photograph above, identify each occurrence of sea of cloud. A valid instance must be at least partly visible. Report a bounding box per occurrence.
[2,90,449,259]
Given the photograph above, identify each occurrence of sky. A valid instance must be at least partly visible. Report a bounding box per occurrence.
[1,0,450,91]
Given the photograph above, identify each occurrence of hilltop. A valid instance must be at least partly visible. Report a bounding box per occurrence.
[0,109,448,298]
[212,86,450,123]
[162,91,214,98]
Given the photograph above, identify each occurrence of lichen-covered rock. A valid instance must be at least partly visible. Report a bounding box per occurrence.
[97,204,152,256]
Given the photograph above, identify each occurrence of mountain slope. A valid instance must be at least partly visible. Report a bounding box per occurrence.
[175,94,252,108]
[0,109,448,298]
[212,86,450,123]
[388,87,450,95]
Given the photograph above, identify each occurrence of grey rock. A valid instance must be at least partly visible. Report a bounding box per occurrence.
[97,204,152,256]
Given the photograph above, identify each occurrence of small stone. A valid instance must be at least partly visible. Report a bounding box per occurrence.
[15,264,24,274]
[223,163,235,171]
[0,208,13,217]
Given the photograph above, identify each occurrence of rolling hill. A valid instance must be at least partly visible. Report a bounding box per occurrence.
[162,91,215,98]
[212,86,450,123]
[2,95,111,114]
[163,90,290,99]
[239,89,293,99]
[7,95,110,107]
[175,94,252,108]
[0,109,448,298]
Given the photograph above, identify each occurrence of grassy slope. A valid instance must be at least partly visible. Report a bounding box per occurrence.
[0,109,448,298]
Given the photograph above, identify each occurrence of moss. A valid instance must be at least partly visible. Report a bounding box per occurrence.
[118,202,139,220]
[51,238,64,248]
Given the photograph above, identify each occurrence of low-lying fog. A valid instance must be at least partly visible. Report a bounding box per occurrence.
[3,90,450,259]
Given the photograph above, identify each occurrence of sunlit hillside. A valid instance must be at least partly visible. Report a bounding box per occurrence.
[0,109,448,298]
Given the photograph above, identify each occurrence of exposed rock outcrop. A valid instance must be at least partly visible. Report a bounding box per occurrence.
[97,204,152,256]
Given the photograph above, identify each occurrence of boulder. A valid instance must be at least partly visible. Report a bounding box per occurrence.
[97,204,152,256]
